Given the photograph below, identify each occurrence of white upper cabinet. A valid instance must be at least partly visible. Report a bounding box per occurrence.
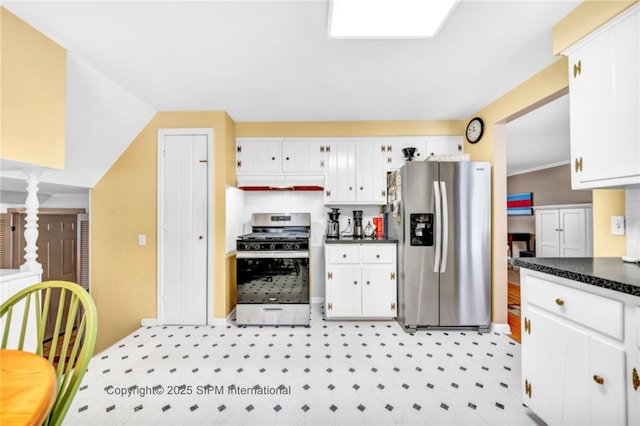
[236,138,281,174]
[386,136,464,170]
[236,138,327,175]
[565,5,639,189]
[324,138,387,205]
[281,138,325,173]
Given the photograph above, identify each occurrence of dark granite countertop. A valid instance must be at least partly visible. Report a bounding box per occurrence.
[513,257,640,297]
[324,236,398,244]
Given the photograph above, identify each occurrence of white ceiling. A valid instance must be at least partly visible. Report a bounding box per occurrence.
[1,0,579,193]
[506,94,571,176]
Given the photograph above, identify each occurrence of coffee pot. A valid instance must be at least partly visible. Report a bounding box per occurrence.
[326,208,340,239]
[352,210,363,238]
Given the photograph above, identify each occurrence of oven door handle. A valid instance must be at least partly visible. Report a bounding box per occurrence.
[236,251,309,259]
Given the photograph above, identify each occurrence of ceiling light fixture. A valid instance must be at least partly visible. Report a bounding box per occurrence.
[328,0,458,39]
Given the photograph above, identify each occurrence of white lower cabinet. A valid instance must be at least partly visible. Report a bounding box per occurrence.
[521,270,637,425]
[325,243,397,319]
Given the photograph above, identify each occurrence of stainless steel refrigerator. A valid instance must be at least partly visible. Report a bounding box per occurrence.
[387,161,491,333]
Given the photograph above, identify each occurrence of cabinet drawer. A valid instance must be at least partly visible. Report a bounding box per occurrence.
[526,276,623,340]
[328,246,360,264]
[361,245,395,264]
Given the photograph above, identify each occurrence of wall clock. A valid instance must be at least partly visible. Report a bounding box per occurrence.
[465,117,484,144]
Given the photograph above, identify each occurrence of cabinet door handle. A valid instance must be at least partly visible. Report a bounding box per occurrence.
[366,281,370,285]
[525,379,532,398]
[381,145,386,152]
[360,186,363,191]
[349,186,353,191]
[391,303,396,311]
[320,146,325,152]
[593,375,604,385]
[573,60,581,78]
[327,272,333,279]
[353,281,358,285]
[376,254,380,258]
[387,157,392,164]
[326,190,331,197]
[237,161,241,168]
[387,145,392,152]
[237,146,242,153]
[633,368,639,391]
[271,157,276,161]
[285,157,290,161]
[555,298,565,306]
[342,254,347,258]
[390,272,396,280]
[574,156,583,172]
[524,317,531,334]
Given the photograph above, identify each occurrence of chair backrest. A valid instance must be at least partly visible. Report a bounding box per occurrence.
[0,280,98,426]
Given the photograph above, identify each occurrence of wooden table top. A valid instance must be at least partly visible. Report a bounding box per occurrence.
[0,349,57,426]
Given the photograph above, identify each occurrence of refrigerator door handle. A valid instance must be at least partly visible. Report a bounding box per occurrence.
[433,181,442,273]
[440,181,448,273]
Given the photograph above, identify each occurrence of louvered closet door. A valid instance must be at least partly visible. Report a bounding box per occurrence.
[0,214,11,268]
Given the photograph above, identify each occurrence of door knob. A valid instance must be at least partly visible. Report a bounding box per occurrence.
[199,236,204,240]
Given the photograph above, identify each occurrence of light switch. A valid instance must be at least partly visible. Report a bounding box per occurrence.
[611,216,625,236]
[138,234,147,246]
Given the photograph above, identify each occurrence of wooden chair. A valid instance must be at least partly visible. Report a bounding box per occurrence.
[0,281,98,426]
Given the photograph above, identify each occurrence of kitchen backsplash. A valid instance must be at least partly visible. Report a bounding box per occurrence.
[626,187,640,259]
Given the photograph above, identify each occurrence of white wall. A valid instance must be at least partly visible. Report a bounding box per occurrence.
[0,193,90,214]
[626,187,640,259]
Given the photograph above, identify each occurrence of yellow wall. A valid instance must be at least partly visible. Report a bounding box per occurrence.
[553,0,638,55]
[236,120,463,137]
[592,190,627,256]
[464,59,570,325]
[0,7,66,169]
[90,111,235,353]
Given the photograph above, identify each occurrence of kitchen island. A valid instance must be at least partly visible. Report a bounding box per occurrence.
[514,257,640,425]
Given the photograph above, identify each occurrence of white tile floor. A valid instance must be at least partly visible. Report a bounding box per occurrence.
[65,304,543,425]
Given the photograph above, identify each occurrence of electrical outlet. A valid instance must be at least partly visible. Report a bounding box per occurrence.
[611,216,625,236]
[138,234,147,246]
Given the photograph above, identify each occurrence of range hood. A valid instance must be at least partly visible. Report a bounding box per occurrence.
[237,175,324,191]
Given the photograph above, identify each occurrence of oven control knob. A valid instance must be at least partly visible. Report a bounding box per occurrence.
[243,243,251,251]
[269,243,276,251]
[283,243,292,250]
[253,243,262,251]
[294,243,300,250]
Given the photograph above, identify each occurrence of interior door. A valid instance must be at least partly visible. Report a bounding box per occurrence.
[160,132,209,325]
[38,214,78,340]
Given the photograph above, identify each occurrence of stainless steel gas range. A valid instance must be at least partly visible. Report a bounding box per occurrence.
[236,213,310,326]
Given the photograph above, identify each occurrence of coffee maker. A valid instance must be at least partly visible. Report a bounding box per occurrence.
[326,208,340,239]
[353,210,363,238]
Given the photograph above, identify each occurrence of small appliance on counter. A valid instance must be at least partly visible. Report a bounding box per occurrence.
[402,147,417,161]
[352,210,363,238]
[326,208,341,239]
